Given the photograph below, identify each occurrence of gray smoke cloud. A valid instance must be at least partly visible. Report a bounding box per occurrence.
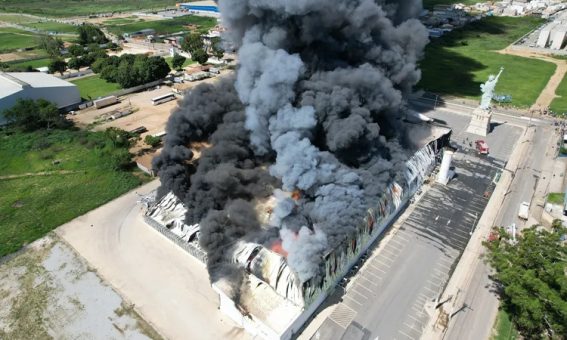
[155,0,428,283]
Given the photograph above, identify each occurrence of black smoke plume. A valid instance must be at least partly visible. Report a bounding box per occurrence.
[154,0,428,283]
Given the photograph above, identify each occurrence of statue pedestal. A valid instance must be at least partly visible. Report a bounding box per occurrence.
[466,107,492,136]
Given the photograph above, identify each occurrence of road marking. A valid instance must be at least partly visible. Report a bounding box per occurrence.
[423,286,437,295]
[436,263,451,271]
[407,314,423,324]
[412,305,425,315]
[355,283,373,294]
[396,233,411,242]
[351,288,368,300]
[358,275,377,286]
[370,263,387,274]
[427,278,442,286]
[364,270,383,280]
[390,238,407,248]
[382,247,399,257]
[375,259,392,268]
[344,295,363,306]
[398,329,417,340]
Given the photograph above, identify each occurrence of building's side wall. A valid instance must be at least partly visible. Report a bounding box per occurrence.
[0,85,81,114]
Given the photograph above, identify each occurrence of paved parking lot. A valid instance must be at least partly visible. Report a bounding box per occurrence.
[313,153,501,340]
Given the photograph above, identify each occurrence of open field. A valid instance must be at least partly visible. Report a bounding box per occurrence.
[419,17,556,108]
[7,57,51,69]
[550,74,567,114]
[0,1,178,17]
[71,75,121,100]
[101,16,143,25]
[26,21,78,34]
[0,129,148,258]
[0,13,38,24]
[0,235,162,339]
[0,27,40,52]
[105,15,217,36]
[164,55,195,69]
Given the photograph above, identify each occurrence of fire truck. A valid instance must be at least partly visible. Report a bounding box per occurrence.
[475,140,489,155]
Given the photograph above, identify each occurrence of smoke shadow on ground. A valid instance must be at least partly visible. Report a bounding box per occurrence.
[418,18,509,98]
[418,45,486,98]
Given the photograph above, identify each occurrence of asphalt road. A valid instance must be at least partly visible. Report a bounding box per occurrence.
[444,122,557,340]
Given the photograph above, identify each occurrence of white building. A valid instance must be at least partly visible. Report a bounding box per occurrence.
[0,72,81,123]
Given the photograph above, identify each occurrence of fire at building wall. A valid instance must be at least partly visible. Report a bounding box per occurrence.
[146,0,449,338]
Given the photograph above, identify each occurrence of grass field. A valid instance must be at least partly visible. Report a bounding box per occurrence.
[0,27,40,52]
[102,16,143,25]
[71,75,121,100]
[419,16,556,108]
[491,310,518,340]
[550,74,567,114]
[0,0,179,17]
[0,129,147,258]
[0,13,38,24]
[8,57,51,69]
[105,15,217,36]
[165,55,195,69]
[26,21,78,34]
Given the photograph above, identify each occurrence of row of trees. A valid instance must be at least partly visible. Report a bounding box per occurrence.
[484,221,567,338]
[91,53,170,88]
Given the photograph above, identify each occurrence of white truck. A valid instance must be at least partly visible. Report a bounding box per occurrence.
[518,201,530,220]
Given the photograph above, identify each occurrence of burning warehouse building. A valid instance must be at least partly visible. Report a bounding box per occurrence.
[147,0,451,338]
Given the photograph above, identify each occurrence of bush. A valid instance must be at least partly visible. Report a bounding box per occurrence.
[144,135,161,148]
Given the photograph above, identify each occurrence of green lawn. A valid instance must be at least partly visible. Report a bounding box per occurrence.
[0,0,179,17]
[0,13,38,24]
[491,310,518,340]
[0,129,147,258]
[550,73,567,114]
[165,55,195,69]
[0,27,40,52]
[105,15,217,36]
[547,192,565,205]
[8,57,51,69]
[71,75,121,100]
[26,21,78,34]
[419,16,556,108]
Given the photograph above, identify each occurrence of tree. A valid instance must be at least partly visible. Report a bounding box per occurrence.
[144,135,161,148]
[3,99,65,131]
[38,35,63,58]
[77,24,108,45]
[181,33,204,55]
[483,222,567,338]
[171,53,186,70]
[191,48,208,65]
[48,58,67,75]
[68,44,85,57]
[210,37,224,60]
[67,57,82,71]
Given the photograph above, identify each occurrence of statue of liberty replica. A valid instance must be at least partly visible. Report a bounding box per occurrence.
[466,67,504,136]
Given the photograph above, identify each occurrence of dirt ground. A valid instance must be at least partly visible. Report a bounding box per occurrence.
[0,235,162,340]
[55,180,249,340]
[500,47,567,111]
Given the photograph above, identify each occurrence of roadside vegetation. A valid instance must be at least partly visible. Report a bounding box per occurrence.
[491,309,518,340]
[483,221,567,338]
[419,16,556,108]
[546,192,565,205]
[0,99,148,258]
[0,0,178,17]
[550,75,567,115]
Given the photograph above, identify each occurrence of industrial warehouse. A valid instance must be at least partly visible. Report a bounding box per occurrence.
[0,72,80,123]
[145,123,452,339]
